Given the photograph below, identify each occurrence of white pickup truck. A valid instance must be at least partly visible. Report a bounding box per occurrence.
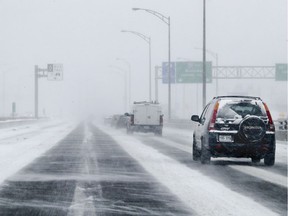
[126,101,163,135]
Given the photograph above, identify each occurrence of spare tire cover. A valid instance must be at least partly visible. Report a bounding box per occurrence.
[239,116,266,142]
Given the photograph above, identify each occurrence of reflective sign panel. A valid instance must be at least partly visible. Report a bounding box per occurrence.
[47,64,63,81]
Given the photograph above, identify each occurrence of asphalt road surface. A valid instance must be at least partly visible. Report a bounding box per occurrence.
[0,121,286,216]
[0,123,192,215]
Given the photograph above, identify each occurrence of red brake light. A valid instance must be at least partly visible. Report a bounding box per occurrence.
[263,102,275,131]
[209,101,220,130]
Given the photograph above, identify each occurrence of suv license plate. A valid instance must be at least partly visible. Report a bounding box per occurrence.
[144,126,150,129]
[219,135,233,142]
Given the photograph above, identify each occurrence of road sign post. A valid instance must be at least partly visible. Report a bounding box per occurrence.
[12,102,16,118]
[34,64,63,119]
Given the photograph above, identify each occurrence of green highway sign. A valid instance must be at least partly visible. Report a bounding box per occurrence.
[176,61,212,83]
[275,63,287,81]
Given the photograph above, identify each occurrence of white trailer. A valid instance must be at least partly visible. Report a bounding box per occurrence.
[127,101,163,135]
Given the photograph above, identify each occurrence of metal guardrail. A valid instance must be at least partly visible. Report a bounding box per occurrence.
[275,119,288,141]
[275,119,288,130]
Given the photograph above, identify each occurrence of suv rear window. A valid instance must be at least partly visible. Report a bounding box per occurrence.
[216,99,266,119]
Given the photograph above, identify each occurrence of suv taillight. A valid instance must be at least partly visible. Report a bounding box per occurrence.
[263,102,275,131]
[160,115,163,125]
[208,101,220,131]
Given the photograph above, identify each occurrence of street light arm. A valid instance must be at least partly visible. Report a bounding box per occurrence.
[132,8,169,25]
[121,30,150,44]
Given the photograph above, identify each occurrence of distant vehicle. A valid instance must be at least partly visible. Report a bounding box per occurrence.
[103,116,112,125]
[110,114,121,127]
[191,96,276,165]
[127,101,163,135]
[116,114,130,129]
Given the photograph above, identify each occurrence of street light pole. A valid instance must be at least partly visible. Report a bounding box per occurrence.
[35,65,39,119]
[132,8,172,120]
[121,30,151,102]
[154,66,162,103]
[203,0,207,109]
[168,16,171,120]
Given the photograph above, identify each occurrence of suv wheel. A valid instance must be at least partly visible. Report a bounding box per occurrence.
[192,138,200,161]
[264,150,275,166]
[200,141,211,164]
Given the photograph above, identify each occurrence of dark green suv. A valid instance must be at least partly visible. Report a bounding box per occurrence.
[191,96,276,165]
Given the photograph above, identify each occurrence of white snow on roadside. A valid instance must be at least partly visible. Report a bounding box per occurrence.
[0,120,76,185]
[102,127,278,216]
[0,119,63,140]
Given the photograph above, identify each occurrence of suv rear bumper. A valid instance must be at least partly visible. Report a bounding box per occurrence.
[207,132,275,158]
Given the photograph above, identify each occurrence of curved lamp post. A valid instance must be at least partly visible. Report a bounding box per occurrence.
[203,0,207,108]
[121,30,151,102]
[132,7,171,119]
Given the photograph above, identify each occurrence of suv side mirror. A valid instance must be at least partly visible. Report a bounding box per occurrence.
[191,115,200,122]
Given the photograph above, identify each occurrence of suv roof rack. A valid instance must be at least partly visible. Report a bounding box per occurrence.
[213,96,262,100]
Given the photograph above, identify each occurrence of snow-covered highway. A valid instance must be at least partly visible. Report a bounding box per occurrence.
[0,119,286,215]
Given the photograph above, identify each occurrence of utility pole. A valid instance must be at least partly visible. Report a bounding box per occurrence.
[155,66,162,103]
[202,0,207,108]
[34,65,39,119]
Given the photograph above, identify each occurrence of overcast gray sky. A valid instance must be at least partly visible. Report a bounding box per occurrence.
[0,0,287,120]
